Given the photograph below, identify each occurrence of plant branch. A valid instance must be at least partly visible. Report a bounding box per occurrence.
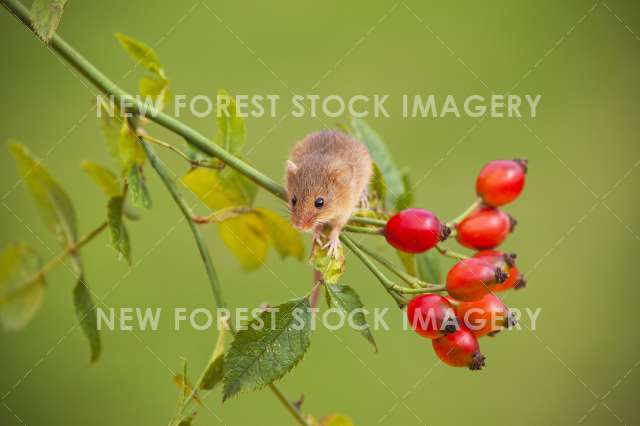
[137,131,220,170]
[435,244,469,261]
[348,216,387,227]
[343,225,383,235]
[192,206,252,224]
[446,198,481,227]
[340,234,407,307]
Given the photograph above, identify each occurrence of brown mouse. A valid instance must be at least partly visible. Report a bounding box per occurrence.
[286,130,373,257]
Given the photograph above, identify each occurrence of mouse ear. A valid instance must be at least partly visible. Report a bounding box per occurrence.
[287,160,299,174]
[333,164,354,186]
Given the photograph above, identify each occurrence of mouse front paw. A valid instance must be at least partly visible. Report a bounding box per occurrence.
[322,232,342,259]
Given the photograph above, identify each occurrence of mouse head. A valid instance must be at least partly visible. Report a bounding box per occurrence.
[286,160,353,232]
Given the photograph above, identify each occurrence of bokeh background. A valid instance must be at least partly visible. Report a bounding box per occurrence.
[1,0,640,425]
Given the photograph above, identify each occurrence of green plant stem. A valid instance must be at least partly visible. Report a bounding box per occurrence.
[435,244,469,261]
[353,242,434,289]
[340,234,407,307]
[138,132,219,169]
[348,216,387,227]
[1,0,286,201]
[343,224,383,235]
[446,198,481,227]
[192,206,252,224]
[138,134,307,426]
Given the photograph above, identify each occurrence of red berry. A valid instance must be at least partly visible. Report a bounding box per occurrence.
[446,258,507,301]
[406,294,458,339]
[456,206,514,250]
[384,208,449,253]
[476,159,527,207]
[432,327,485,370]
[457,294,514,337]
[473,250,527,292]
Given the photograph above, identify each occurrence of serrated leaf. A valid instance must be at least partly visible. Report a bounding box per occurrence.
[0,243,45,331]
[198,329,226,391]
[417,250,442,284]
[351,118,404,207]
[396,250,416,277]
[8,143,77,246]
[81,161,121,197]
[215,89,246,155]
[107,196,131,264]
[115,32,163,75]
[73,280,101,363]
[254,208,304,261]
[311,242,345,284]
[139,75,170,112]
[320,413,354,426]
[218,213,269,271]
[127,165,152,209]
[30,0,67,42]
[394,171,413,211]
[325,284,377,352]
[223,297,312,400]
[181,167,256,211]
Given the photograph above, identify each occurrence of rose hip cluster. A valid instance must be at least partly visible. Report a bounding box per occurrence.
[384,159,528,370]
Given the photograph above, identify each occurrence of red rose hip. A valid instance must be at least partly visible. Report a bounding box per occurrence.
[432,327,485,370]
[407,294,458,339]
[456,206,514,250]
[446,258,507,301]
[457,294,514,337]
[476,159,527,207]
[384,208,449,253]
[473,250,527,292]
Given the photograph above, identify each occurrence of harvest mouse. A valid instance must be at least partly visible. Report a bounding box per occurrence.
[286,130,373,257]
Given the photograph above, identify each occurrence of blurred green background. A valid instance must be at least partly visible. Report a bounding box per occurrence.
[1,0,639,425]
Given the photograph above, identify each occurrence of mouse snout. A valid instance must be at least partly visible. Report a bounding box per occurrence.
[291,213,316,232]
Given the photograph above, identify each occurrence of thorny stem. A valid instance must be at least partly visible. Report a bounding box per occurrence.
[446,198,482,228]
[435,244,470,261]
[340,235,407,307]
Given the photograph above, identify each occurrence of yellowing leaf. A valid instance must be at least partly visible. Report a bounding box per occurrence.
[320,413,354,426]
[0,243,45,331]
[115,32,163,75]
[81,161,121,197]
[254,208,304,261]
[8,143,77,246]
[215,89,246,155]
[311,241,345,284]
[181,167,256,211]
[218,213,269,271]
[118,121,145,169]
[139,75,170,112]
[30,0,67,42]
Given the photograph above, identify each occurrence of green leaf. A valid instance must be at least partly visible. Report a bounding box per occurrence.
[0,243,45,331]
[417,250,442,283]
[30,0,67,42]
[311,241,345,284]
[325,284,377,352]
[115,32,163,75]
[396,250,416,277]
[394,171,413,211]
[97,99,122,160]
[218,213,269,271]
[320,413,354,426]
[254,208,304,261]
[215,89,246,155]
[223,297,312,400]
[351,118,404,207]
[107,196,131,264]
[127,165,152,209]
[73,280,101,363]
[198,328,226,390]
[181,167,256,211]
[369,162,387,209]
[8,143,78,246]
[139,75,171,111]
[118,121,146,169]
[81,161,121,197]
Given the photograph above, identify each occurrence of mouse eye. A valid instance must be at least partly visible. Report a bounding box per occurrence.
[314,197,324,209]
[291,195,297,207]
